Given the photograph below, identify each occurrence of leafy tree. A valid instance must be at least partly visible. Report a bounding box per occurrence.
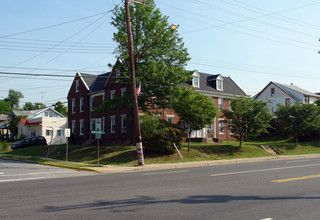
[111,0,191,109]
[172,88,217,150]
[52,101,67,116]
[5,89,24,109]
[9,115,26,140]
[275,102,320,145]
[0,100,11,114]
[315,99,320,107]
[222,97,273,149]
[23,102,46,110]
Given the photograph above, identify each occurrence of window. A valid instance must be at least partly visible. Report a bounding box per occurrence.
[167,116,174,124]
[57,130,64,136]
[72,99,76,114]
[116,70,120,83]
[90,119,95,131]
[102,117,105,132]
[219,120,225,134]
[304,96,310,103]
[90,97,94,111]
[110,90,116,100]
[271,88,275,96]
[121,88,126,97]
[285,98,290,106]
[110,116,116,133]
[121,114,126,132]
[193,76,199,87]
[79,120,84,135]
[80,98,83,112]
[218,98,223,110]
[75,80,79,92]
[229,100,232,111]
[217,79,223,91]
[46,128,53,136]
[72,120,76,134]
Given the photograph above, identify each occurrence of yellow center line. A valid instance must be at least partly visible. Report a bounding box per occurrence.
[272,174,320,183]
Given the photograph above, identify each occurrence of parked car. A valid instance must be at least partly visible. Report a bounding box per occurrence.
[11,136,47,150]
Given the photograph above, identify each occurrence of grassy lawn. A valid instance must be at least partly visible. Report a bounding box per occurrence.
[1,138,320,166]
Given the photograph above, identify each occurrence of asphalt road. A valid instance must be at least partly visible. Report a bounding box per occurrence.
[1,157,320,220]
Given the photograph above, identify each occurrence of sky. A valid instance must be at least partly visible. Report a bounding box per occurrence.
[1,0,320,108]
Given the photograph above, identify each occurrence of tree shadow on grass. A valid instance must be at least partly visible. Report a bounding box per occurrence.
[40,194,320,213]
[99,150,137,165]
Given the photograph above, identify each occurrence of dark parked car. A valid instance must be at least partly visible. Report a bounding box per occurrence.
[11,136,47,150]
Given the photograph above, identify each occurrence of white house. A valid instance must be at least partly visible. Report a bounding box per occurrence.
[14,107,67,145]
[254,82,320,114]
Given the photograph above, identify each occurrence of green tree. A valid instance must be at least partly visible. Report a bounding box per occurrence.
[111,0,191,109]
[5,89,24,109]
[222,97,273,149]
[275,102,320,145]
[172,88,217,150]
[9,115,26,140]
[23,102,46,110]
[52,101,67,116]
[0,100,11,114]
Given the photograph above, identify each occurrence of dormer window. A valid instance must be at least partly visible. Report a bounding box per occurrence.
[216,75,224,91]
[192,71,200,88]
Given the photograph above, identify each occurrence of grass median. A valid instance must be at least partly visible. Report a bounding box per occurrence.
[1,138,320,167]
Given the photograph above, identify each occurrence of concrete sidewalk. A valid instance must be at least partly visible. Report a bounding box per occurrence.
[94,154,320,173]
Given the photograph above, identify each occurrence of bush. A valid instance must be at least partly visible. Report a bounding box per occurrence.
[140,115,183,154]
[0,140,9,151]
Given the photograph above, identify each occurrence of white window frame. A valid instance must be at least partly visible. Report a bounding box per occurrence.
[217,79,223,91]
[218,98,223,110]
[57,129,64,137]
[219,120,225,134]
[167,115,174,124]
[79,119,84,135]
[121,88,126,97]
[72,99,76,114]
[75,80,79,92]
[193,76,199,87]
[110,90,116,100]
[110,115,116,133]
[90,97,94,112]
[80,98,84,113]
[46,128,53,136]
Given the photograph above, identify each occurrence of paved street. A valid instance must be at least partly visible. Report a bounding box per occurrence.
[0,159,95,183]
[1,157,320,219]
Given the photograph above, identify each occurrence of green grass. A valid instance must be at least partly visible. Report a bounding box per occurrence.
[1,138,320,166]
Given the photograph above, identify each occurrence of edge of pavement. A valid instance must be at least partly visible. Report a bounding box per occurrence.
[2,153,320,173]
[96,153,320,173]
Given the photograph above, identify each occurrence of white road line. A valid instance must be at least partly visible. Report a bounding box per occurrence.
[144,170,189,176]
[0,172,4,175]
[0,177,47,183]
[0,170,74,178]
[210,163,320,177]
[286,159,311,163]
[260,218,273,220]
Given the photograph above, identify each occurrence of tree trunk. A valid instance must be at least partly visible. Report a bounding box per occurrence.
[295,135,298,146]
[188,130,191,151]
[239,133,243,149]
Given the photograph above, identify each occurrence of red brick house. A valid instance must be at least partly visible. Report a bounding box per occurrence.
[67,67,246,144]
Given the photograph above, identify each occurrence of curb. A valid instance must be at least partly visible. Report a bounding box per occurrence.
[38,162,102,173]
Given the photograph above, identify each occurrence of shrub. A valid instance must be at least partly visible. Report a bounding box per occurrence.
[140,115,183,154]
[0,140,9,151]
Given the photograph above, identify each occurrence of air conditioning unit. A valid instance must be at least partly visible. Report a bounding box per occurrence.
[121,128,126,133]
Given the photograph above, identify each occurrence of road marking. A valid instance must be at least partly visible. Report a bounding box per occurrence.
[260,218,273,220]
[0,172,4,175]
[286,159,311,163]
[210,163,320,177]
[0,177,47,183]
[143,170,189,176]
[0,170,74,177]
[272,174,320,183]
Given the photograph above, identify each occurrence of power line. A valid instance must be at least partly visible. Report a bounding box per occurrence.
[0,12,108,38]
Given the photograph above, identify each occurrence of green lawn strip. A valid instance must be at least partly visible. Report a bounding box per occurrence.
[1,139,320,166]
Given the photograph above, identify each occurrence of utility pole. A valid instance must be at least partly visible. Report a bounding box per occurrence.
[125,0,144,166]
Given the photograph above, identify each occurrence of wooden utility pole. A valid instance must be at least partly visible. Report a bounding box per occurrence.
[125,0,144,166]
